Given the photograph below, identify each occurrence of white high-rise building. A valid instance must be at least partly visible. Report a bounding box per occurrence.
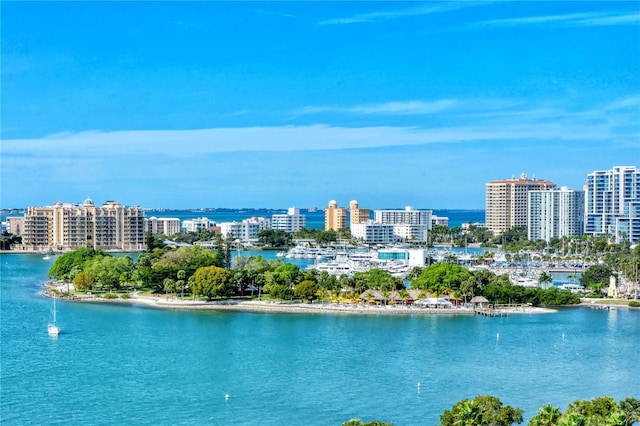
[350,221,396,244]
[271,208,306,233]
[374,206,432,226]
[373,206,432,243]
[584,166,640,244]
[528,187,585,242]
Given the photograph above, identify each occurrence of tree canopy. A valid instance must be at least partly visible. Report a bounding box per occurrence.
[191,265,235,301]
[439,395,524,426]
[48,248,110,281]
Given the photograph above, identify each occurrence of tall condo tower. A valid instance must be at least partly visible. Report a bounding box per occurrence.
[584,166,640,244]
[349,200,371,227]
[528,187,585,242]
[485,173,556,235]
[324,200,347,231]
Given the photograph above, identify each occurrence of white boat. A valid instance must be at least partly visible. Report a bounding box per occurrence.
[42,255,52,260]
[48,295,60,336]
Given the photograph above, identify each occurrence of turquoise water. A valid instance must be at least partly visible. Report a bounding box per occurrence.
[1,254,638,425]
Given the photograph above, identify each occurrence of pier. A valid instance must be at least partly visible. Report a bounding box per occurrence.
[474,303,533,316]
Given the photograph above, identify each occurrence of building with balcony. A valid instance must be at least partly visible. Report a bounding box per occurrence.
[6,217,24,235]
[374,206,432,226]
[145,217,181,236]
[350,221,395,244]
[528,187,585,242]
[181,217,215,233]
[349,200,371,227]
[272,207,306,233]
[21,197,145,251]
[220,217,270,241]
[485,173,556,235]
[584,166,640,244]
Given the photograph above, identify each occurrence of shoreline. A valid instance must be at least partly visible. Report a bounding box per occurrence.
[43,284,556,316]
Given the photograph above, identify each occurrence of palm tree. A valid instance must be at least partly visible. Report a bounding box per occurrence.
[557,412,585,426]
[163,278,175,300]
[538,271,553,289]
[398,288,410,305]
[177,270,186,300]
[455,400,481,426]
[529,404,562,426]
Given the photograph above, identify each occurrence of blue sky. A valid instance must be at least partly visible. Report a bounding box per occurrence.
[1,1,638,210]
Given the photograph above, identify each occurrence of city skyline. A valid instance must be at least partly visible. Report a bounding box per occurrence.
[2,2,638,209]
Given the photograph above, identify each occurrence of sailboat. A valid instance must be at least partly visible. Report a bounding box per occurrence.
[48,294,60,336]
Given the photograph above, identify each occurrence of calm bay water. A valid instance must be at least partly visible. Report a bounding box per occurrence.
[1,254,638,425]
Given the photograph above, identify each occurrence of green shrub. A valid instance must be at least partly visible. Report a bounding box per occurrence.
[120,293,130,299]
[103,293,117,299]
[629,301,640,308]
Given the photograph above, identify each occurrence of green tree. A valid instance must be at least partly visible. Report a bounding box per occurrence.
[192,266,236,301]
[258,229,292,248]
[85,256,134,292]
[528,404,562,426]
[145,232,167,252]
[177,269,187,299]
[538,272,553,289]
[294,280,319,303]
[352,268,403,292]
[0,232,22,250]
[580,265,613,292]
[72,271,95,291]
[439,395,523,426]
[411,263,473,294]
[48,248,110,281]
[342,420,393,426]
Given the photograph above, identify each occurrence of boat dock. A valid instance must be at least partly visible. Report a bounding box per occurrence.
[474,304,533,316]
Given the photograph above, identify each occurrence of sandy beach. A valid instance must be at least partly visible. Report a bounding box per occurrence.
[43,282,556,316]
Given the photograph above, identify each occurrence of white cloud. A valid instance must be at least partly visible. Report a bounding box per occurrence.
[3,97,636,160]
[318,2,481,25]
[480,11,640,27]
[296,100,458,116]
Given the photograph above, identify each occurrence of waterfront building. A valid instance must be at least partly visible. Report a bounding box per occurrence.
[378,248,429,267]
[220,217,270,241]
[528,187,585,242]
[432,215,449,227]
[6,217,24,235]
[21,197,145,251]
[485,173,556,235]
[350,221,395,244]
[325,200,347,231]
[145,217,181,236]
[181,217,215,233]
[584,166,640,244]
[374,206,433,226]
[392,223,430,243]
[349,200,371,227]
[272,207,306,233]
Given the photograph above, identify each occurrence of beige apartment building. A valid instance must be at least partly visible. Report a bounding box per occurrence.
[324,200,347,231]
[21,197,145,251]
[349,200,371,227]
[485,173,556,235]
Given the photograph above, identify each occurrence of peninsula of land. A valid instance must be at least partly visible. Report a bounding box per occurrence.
[43,282,556,316]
